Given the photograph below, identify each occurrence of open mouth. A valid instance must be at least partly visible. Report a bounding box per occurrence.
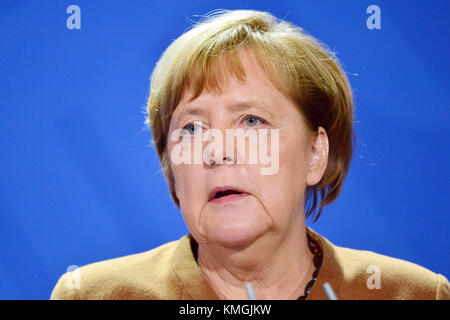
[214,189,242,199]
[208,187,249,204]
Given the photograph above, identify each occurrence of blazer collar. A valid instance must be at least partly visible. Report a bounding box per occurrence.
[170,234,219,299]
[305,227,344,300]
[170,227,344,300]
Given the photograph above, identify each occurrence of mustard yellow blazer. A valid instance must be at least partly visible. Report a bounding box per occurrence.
[50,228,450,300]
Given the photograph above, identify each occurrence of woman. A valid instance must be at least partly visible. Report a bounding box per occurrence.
[51,9,449,300]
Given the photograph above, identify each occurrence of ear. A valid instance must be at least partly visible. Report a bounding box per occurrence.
[306,126,329,186]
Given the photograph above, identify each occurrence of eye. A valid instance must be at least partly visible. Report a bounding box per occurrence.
[182,121,202,135]
[243,114,266,127]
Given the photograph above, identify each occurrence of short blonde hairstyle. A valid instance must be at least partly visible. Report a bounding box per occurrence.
[147,10,355,221]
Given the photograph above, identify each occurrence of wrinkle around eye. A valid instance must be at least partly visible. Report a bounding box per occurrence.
[237,114,271,130]
[181,120,208,135]
[244,114,267,127]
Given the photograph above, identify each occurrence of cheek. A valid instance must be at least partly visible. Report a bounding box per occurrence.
[280,127,310,175]
[172,164,206,235]
[254,134,308,214]
[279,141,308,184]
[168,141,195,195]
[171,163,203,203]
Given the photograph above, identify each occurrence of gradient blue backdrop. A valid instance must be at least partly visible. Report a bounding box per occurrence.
[0,0,448,299]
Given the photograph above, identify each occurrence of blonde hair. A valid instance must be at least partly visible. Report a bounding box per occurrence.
[147,9,355,221]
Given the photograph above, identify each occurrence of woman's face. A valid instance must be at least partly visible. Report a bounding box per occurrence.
[167,49,328,247]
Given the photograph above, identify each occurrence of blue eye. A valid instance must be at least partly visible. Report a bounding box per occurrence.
[244,115,265,127]
[183,122,201,135]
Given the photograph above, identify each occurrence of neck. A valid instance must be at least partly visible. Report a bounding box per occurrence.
[197,219,314,300]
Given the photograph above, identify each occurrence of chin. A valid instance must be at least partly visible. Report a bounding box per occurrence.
[208,226,266,248]
[202,212,270,248]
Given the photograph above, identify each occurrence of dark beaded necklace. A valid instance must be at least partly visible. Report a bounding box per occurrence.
[189,233,323,300]
[297,234,323,300]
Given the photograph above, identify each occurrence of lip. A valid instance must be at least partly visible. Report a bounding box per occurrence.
[208,185,250,204]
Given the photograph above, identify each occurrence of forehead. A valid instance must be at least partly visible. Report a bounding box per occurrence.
[173,49,283,117]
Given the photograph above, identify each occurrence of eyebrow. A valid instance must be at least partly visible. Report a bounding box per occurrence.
[228,100,275,118]
[175,100,275,124]
[174,107,208,125]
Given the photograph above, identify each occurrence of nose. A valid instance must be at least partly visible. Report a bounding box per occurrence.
[205,153,232,167]
[202,127,236,168]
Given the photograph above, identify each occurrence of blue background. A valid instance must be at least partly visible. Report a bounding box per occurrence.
[0,1,448,299]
